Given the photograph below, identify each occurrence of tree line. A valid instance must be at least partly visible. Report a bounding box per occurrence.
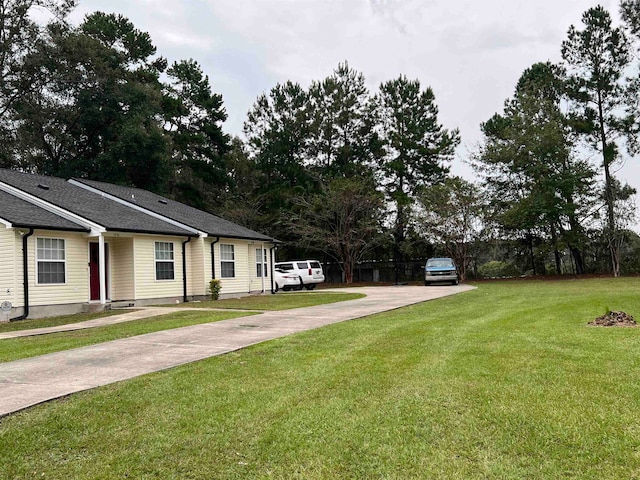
[2,0,640,282]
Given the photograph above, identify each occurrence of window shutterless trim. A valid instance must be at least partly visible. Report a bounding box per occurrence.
[35,237,66,285]
[154,241,175,281]
[220,244,235,278]
[256,248,267,277]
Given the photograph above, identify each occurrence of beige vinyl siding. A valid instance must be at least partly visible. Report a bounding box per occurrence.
[249,244,271,293]
[13,229,24,307]
[0,226,19,306]
[29,231,88,306]
[189,237,206,297]
[216,239,247,294]
[203,238,215,295]
[109,236,135,301]
[211,239,273,295]
[134,235,184,300]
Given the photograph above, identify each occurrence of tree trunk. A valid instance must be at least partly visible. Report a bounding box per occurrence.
[569,245,585,275]
[597,89,620,277]
[528,233,536,275]
[551,225,562,275]
[344,260,354,284]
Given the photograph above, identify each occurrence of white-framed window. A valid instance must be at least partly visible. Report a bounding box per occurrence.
[256,248,268,277]
[155,241,175,280]
[36,237,66,284]
[220,244,235,278]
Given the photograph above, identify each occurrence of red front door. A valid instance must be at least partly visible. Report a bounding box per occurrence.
[89,243,109,301]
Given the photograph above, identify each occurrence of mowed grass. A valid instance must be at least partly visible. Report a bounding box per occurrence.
[2,278,640,478]
[0,310,126,334]
[0,310,257,363]
[169,291,365,310]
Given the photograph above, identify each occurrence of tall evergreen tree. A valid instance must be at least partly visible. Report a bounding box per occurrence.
[13,12,170,190]
[244,80,312,192]
[4,7,232,205]
[477,62,596,274]
[243,80,314,242]
[0,0,77,168]
[163,59,231,210]
[307,62,381,179]
[561,5,634,276]
[374,75,459,260]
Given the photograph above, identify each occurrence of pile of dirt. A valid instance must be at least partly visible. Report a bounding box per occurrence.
[589,311,637,327]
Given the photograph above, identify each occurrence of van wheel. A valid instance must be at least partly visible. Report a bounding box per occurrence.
[305,284,315,290]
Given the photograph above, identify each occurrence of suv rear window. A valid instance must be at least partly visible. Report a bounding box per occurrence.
[309,262,321,269]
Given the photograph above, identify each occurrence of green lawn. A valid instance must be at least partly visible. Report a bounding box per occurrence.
[0,310,256,363]
[169,291,365,310]
[0,310,126,333]
[1,278,640,478]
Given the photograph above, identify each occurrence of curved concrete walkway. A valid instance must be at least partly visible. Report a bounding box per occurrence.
[0,285,474,417]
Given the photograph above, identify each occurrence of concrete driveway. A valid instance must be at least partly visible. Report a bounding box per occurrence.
[0,285,475,417]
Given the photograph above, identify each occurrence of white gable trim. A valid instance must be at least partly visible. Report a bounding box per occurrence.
[0,182,104,235]
[69,179,206,237]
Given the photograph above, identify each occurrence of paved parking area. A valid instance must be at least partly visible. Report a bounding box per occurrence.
[0,285,475,417]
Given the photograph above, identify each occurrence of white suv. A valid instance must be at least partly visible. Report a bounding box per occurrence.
[274,260,325,290]
[273,269,303,292]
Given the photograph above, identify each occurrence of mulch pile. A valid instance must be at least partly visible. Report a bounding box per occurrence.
[589,311,637,327]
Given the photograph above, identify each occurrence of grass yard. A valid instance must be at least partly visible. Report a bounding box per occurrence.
[0,310,126,334]
[169,291,365,310]
[0,310,257,363]
[1,278,640,478]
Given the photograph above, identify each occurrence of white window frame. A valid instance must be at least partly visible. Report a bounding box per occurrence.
[36,237,66,285]
[154,241,175,281]
[220,244,235,278]
[256,248,268,277]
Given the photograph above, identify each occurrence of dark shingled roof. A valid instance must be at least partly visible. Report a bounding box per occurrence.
[0,169,194,237]
[0,190,88,232]
[74,178,275,241]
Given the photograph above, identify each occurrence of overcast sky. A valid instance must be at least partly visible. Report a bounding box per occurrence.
[69,0,638,228]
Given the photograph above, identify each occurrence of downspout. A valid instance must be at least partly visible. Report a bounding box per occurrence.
[270,245,277,294]
[210,237,220,279]
[14,228,34,321]
[182,237,192,303]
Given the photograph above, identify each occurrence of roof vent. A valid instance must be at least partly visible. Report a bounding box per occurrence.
[37,184,50,190]
[158,199,168,205]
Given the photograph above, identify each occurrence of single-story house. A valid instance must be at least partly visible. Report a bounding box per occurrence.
[0,169,277,320]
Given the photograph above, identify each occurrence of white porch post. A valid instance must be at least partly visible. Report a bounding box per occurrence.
[99,234,106,305]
